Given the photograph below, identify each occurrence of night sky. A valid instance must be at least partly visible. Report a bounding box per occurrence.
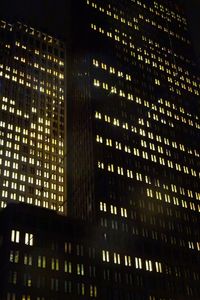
[183,0,200,63]
[0,0,68,40]
[0,0,200,62]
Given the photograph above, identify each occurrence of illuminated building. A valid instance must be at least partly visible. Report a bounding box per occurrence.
[0,20,66,213]
[68,0,200,298]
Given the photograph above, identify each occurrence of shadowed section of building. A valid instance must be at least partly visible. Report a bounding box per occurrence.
[1,202,200,300]
[0,203,102,299]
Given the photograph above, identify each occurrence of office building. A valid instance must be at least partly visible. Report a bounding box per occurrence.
[68,0,200,298]
[0,20,66,213]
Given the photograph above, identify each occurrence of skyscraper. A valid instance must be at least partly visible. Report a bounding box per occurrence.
[0,20,66,213]
[68,0,200,298]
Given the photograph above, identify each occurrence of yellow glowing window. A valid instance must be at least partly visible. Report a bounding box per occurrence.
[25,233,33,246]
[135,257,142,269]
[93,59,99,67]
[114,253,121,264]
[11,230,20,243]
[102,250,109,262]
[100,202,107,212]
[64,261,72,273]
[94,79,100,87]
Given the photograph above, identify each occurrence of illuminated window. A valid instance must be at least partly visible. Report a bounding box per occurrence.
[25,233,33,246]
[90,285,97,298]
[110,205,117,215]
[145,260,153,271]
[102,250,109,262]
[100,202,107,212]
[124,255,132,266]
[77,264,84,275]
[64,261,72,273]
[135,257,142,269]
[24,254,32,266]
[51,258,59,271]
[10,250,19,263]
[94,79,100,87]
[114,253,121,264]
[98,161,104,169]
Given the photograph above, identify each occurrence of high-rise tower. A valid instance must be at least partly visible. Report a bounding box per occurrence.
[0,20,66,213]
[69,0,200,219]
[68,0,200,298]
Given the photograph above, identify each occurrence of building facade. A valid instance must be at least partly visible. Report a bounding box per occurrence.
[0,203,100,300]
[68,0,200,298]
[0,20,66,213]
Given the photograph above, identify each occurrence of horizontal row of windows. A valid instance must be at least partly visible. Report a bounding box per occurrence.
[8,272,97,297]
[96,134,199,177]
[93,79,200,131]
[0,72,64,99]
[87,0,188,40]
[0,63,64,90]
[90,23,199,99]
[11,230,33,246]
[100,215,199,254]
[95,112,199,158]
[95,113,200,178]
[15,41,64,66]
[93,58,132,81]
[97,161,200,206]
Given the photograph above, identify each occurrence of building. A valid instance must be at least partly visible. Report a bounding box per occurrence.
[67,0,200,298]
[0,203,101,300]
[0,0,200,298]
[0,20,66,213]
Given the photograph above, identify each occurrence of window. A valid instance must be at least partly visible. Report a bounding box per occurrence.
[24,254,32,266]
[135,257,142,269]
[120,207,127,218]
[100,202,107,212]
[6,293,16,300]
[23,274,32,287]
[51,278,59,291]
[77,264,84,275]
[102,250,109,262]
[51,258,59,271]
[114,253,121,264]
[64,261,72,273]
[155,261,162,273]
[38,256,46,268]
[11,230,20,243]
[145,260,153,271]
[25,233,33,246]
[64,242,72,254]
[90,285,97,297]
[64,280,72,293]
[9,251,19,263]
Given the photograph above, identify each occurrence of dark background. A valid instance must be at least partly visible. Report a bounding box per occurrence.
[183,0,200,64]
[0,0,200,62]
